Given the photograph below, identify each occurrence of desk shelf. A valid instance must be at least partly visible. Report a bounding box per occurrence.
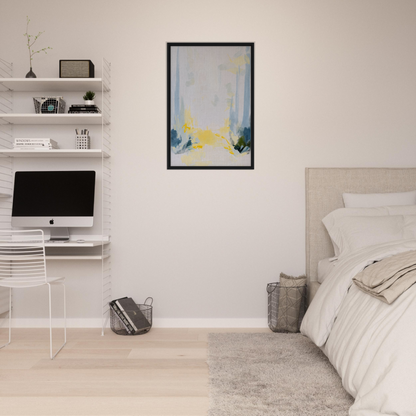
[0,149,110,158]
[46,254,110,261]
[44,240,110,248]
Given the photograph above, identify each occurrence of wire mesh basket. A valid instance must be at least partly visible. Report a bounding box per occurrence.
[33,96,66,114]
[110,297,153,336]
[267,282,307,333]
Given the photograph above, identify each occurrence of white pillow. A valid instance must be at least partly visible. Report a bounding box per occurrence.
[324,215,416,258]
[322,205,416,256]
[343,190,416,208]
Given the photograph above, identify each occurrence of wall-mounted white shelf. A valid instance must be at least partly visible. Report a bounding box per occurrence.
[44,240,110,248]
[1,240,110,248]
[0,149,110,158]
[46,254,110,261]
[0,58,112,336]
[0,113,104,125]
[0,78,109,92]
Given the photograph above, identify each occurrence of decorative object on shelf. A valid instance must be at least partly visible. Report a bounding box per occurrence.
[25,68,36,79]
[167,43,254,170]
[59,60,95,78]
[33,96,66,114]
[68,104,101,114]
[83,91,95,105]
[23,16,52,78]
[75,129,90,149]
[14,138,58,150]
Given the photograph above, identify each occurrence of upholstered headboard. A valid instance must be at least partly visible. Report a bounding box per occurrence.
[305,168,416,283]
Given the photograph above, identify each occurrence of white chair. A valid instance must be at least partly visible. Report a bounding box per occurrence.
[0,229,66,359]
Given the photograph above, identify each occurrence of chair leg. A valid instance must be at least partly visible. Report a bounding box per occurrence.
[47,283,67,360]
[62,283,67,344]
[0,288,12,349]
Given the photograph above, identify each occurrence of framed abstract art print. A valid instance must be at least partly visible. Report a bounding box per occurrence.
[167,42,254,169]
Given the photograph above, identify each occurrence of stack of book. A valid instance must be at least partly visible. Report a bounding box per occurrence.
[110,297,151,335]
[68,104,101,114]
[14,138,59,150]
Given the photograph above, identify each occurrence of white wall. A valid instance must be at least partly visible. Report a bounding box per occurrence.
[1,0,416,326]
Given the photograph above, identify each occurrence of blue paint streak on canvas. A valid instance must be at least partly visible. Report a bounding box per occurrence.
[234,127,251,153]
[242,47,251,129]
[174,47,180,122]
[176,137,193,154]
[229,96,236,137]
[234,67,240,129]
[241,126,251,145]
[171,129,181,147]
[179,97,185,129]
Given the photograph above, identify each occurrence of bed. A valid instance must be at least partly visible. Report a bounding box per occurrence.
[301,168,416,416]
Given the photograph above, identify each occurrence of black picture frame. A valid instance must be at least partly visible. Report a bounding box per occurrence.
[167,42,254,170]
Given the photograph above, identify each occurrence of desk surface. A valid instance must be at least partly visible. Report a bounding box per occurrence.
[44,240,109,247]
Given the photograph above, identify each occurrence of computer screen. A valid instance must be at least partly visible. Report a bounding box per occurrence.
[12,171,96,230]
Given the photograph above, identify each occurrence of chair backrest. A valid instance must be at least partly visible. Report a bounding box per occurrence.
[0,229,47,286]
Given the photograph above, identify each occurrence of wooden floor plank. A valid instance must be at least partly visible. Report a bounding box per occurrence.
[128,347,207,360]
[0,348,131,359]
[0,397,209,416]
[31,358,207,370]
[0,359,39,370]
[0,368,208,383]
[73,340,207,349]
[0,380,208,397]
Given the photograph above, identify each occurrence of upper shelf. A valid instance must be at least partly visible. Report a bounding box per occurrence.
[0,78,110,92]
[0,114,105,125]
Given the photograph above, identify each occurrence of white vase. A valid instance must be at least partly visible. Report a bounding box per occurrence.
[84,100,94,105]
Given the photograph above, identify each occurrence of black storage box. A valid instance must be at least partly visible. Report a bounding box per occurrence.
[59,60,95,78]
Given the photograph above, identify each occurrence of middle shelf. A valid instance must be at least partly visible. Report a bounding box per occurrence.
[0,114,106,125]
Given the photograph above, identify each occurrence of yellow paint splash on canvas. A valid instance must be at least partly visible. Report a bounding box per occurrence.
[181,148,211,166]
[179,111,241,166]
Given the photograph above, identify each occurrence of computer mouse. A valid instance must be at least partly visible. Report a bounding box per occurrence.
[77,239,85,243]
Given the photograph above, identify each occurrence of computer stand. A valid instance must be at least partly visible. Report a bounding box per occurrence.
[50,228,70,241]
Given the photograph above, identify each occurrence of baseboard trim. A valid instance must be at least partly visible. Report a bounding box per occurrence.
[0,318,268,329]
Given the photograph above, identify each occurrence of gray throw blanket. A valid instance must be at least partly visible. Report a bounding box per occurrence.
[353,250,416,304]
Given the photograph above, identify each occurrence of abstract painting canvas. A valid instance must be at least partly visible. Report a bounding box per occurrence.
[167,43,254,169]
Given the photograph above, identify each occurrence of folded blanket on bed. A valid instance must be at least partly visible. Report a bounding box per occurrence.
[353,249,416,304]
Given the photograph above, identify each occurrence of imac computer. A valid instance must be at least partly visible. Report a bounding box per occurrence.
[11,171,96,241]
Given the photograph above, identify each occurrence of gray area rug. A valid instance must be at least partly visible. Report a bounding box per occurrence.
[207,333,354,416]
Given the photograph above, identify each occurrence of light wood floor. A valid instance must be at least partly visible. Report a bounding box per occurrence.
[0,327,268,416]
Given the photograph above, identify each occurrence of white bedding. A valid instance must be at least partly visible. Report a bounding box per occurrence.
[301,239,416,415]
[317,257,336,283]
